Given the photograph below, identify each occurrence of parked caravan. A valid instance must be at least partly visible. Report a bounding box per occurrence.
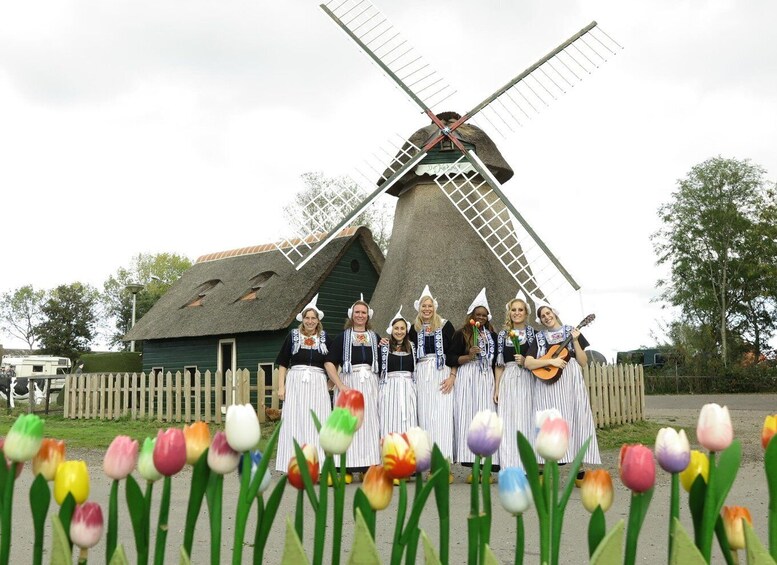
[0,355,72,392]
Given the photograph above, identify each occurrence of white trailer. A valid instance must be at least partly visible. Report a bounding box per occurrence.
[1,355,72,406]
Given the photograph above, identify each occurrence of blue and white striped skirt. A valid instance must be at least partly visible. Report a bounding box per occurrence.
[275,365,331,472]
[378,371,417,437]
[333,364,381,468]
[497,362,534,469]
[454,360,498,465]
[415,356,455,460]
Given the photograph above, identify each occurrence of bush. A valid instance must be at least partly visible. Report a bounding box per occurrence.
[645,365,777,394]
[78,352,142,373]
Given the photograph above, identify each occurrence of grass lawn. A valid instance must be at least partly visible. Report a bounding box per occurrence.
[1,408,674,455]
[0,411,277,452]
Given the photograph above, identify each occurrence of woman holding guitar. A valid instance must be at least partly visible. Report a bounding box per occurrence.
[493,293,536,470]
[448,288,499,483]
[524,304,601,484]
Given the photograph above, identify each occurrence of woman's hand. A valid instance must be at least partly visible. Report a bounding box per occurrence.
[549,357,567,369]
[493,388,499,404]
[379,337,389,347]
[440,373,455,394]
[338,383,352,393]
[514,353,525,366]
[468,346,481,360]
[278,386,285,401]
[571,328,581,340]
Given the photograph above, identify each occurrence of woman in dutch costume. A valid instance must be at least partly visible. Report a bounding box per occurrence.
[408,286,456,476]
[448,287,499,482]
[493,292,536,470]
[524,302,601,484]
[324,295,381,482]
[275,294,333,472]
[378,307,417,437]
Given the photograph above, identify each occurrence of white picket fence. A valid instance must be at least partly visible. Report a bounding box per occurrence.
[62,363,643,428]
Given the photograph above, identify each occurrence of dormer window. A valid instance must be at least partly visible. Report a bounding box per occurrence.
[440,138,455,151]
[239,271,276,301]
[185,279,221,308]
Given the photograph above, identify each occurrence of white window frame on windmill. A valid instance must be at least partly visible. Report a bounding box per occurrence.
[278,0,621,304]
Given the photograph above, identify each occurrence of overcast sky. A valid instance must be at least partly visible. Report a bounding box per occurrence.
[1,0,776,359]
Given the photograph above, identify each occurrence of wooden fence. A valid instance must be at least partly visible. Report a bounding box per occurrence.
[582,363,644,428]
[63,363,644,428]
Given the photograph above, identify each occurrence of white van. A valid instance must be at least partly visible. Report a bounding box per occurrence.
[1,355,72,391]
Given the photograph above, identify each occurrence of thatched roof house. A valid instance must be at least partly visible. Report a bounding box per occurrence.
[126,226,383,376]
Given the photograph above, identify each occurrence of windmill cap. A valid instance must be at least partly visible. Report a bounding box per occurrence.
[378,112,514,196]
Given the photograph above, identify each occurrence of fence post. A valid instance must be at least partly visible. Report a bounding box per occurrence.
[204,370,212,424]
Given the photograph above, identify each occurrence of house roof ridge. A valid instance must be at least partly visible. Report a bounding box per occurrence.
[195,226,360,264]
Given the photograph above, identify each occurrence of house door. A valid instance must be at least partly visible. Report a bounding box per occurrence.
[218,339,236,406]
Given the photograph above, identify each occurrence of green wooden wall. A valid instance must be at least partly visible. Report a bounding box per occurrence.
[140,240,381,374]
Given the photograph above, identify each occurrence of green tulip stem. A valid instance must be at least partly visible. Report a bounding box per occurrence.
[550,462,562,565]
[766,436,777,560]
[153,475,172,565]
[669,473,680,563]
[332,453,346,565]
[140,481,154,565]
[295,489,304,540]
[312,457,330,565]
[205,473,223,565]
[624,488,653,565]
[405,472,424,565]
[0,462,17,565]
[183,451,210,558]
[515,514,525,565]
[232,453,253,565]
[391,479,408,565]
[107,479,119,564]
[468,455,481,565]
[78,547,89,564]
[543,461,554,565]
[700,451,718,562]
[253,496,265,564]
[480,455,493,563]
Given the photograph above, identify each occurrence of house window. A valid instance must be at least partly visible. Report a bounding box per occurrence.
[350,259,360,273]
[240,271,276,301]
[440,138,455,151]
[185,279,221,308]
[184,365,197,388]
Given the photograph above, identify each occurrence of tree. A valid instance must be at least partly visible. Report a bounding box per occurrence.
[0,285,45,349]
[102,252,192,349]
[653,157,777,369]
[283,172,394,254]
[36,283,100,360]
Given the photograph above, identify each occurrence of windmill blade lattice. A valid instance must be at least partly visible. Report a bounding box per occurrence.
[434,152,579,303]
[274,133,424,265]
[321,0,457,113]
[465,23,623,138]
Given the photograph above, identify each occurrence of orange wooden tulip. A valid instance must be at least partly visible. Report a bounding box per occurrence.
[362,465,393,510]
[580,469,614,513]
[762,415,777,450]
[381,433,416,480]
[721,506,752,550]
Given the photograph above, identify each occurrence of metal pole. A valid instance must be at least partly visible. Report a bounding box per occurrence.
[130,292,137,352]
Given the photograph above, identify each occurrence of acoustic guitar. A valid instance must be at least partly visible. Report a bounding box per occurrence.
[531,314,596,384]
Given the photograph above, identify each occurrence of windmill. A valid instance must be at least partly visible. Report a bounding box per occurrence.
[275,0,622,327]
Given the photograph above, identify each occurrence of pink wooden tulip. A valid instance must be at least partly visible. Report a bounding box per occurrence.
[70,502,104,549]
[103,435,139,480]
[152,428,187,477]
[535,411,569,462]
[619,444,655,493]
[696,403,733,452]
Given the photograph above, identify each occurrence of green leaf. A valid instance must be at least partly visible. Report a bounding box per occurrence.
[353,489,375,538]
[125,474,147,558]
[183,448,211,555]
[281,517,310,565]
[589,519,624,565]
[49,515,72,565]
[420,530,442,565]
[29,474,51,553]
[712,440,742,519]
[178,546,192,565]
[293,439,319,512]
[58,492,76,551]
[482,544,502,565]
[310,409,322,433]
[670,518,707,564]
[745,520,777,565]
[348,508,383,565]
[399,469,442,545]
[248,421,282,500]
[714,515,736,565]
[557,436,591,513]
[257,475,289,550]
[688,474,707,545]
[109,544,131,565]
[516,431,546,518]
[588,506,606,558]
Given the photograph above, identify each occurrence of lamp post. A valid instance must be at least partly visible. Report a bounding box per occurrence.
[125,283,144,352]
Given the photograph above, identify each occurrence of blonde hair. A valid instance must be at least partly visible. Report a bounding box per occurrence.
[503,299,530,331]
[413,297,443,333]
[298,308,324,336]
[344,300,373,330]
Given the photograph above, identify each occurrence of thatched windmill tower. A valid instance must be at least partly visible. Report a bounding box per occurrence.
[275,1,621,328]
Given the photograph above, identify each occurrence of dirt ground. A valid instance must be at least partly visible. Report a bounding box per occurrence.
[6,393,776,563]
